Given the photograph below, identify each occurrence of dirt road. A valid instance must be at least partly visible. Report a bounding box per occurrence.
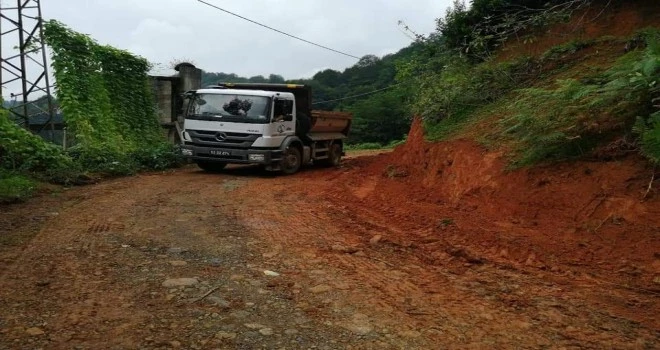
[1,155,658,349]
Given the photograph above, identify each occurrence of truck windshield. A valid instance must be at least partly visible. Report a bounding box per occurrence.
[188,94,270,123]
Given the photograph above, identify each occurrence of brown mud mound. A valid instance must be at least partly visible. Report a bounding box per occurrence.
[299,118,660,328]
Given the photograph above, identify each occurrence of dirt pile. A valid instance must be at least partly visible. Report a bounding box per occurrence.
[300,118,660,329]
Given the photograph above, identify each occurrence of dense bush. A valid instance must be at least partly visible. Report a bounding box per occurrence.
[43,20,180,175]
[0,170,35,203]
[0,110,72,172]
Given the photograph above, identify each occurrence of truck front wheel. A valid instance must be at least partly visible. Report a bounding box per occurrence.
[280,146,302,175]
[196,161,227,172]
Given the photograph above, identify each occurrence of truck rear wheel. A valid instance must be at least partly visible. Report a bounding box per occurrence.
[280,146,302,175]
[319,143,342,167]
[196,161,227,172]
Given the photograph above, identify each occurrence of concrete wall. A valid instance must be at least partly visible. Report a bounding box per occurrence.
[177,64,202,93]
[153,79,174,124]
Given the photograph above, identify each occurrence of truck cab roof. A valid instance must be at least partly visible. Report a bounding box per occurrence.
[195,88,295,99]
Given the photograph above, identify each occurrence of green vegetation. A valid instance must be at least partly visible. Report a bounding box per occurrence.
[1,21,183,202]
[0,170,35,203]
[400,0,660,167]
[344,143,384,151]
[202,72,286,86]
[410,30,660,166]
[44,20,181,175]
[438,0,591,60]
[0,110,72,173]
[499,36,660,166]
[345,138,407,151]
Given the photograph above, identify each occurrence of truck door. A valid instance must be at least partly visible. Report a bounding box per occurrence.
[273,98,295,137]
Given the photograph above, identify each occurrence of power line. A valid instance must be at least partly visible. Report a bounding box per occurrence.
[312,84,400,105]
[195,0,361,60]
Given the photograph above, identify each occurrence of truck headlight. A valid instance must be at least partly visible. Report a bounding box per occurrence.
[181,148,193,156]
[249,153,265,162]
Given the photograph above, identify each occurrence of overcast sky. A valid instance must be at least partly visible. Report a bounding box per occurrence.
[38,0,452,79]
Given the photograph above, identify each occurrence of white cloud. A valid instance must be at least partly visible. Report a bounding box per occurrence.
[128,19,194,65]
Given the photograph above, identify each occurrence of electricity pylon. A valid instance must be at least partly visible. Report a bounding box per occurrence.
[0,0,55,134]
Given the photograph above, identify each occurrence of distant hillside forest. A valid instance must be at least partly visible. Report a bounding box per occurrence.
[201,46,421,146]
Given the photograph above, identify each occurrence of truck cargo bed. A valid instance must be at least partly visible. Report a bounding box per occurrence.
[310,110,352,134]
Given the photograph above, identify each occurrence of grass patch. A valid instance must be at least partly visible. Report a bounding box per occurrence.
[345,142,385,151]
[0,171,36,203]
[346,138,406,151]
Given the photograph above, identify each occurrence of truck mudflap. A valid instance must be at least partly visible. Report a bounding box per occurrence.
[182,145,282,164]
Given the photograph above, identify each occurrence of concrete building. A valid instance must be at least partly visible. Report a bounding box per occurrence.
[151,63,202,144]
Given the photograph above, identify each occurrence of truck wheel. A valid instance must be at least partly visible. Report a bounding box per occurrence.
[280,146,302,175]
[319,143,342,167]
[196,161,227,172]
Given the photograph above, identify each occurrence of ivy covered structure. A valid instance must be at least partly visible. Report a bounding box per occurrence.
[42,20,182,173]
[1,20,182,201]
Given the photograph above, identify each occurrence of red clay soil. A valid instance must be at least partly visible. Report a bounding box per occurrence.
[296,118,660,328]
[1,127,658,347]
[498,0,660,61]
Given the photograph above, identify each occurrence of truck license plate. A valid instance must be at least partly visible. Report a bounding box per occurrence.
[210,150,231,156]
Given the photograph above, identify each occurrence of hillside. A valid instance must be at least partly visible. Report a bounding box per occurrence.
[403,0,660,168]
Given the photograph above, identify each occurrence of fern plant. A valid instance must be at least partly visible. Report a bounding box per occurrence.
[635,111,660,163]
[630,32,660,162]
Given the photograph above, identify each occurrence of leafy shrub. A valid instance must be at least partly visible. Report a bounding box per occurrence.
[0,170,36,203]
[386,137,407,148]
[635,111,660,163]
[0,21,183,192]
[540,39,595,61]
[408,53,537,141]
[630,32,660,162]
[132,143,184,171]
[0,111,72,172]
[66,145,137,176]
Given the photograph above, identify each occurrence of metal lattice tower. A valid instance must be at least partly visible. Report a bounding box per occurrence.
[0,0,54,134]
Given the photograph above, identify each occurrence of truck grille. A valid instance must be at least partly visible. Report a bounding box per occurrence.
[186,130,261,149]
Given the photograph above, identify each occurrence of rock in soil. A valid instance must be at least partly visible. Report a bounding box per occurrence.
[25,327,45,336]
[162,278,199,287]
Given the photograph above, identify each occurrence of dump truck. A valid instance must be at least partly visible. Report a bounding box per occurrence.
[180,83,352,174]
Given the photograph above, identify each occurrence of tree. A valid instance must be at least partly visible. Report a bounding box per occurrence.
[349,88,410,144]
[268,74,285,83]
